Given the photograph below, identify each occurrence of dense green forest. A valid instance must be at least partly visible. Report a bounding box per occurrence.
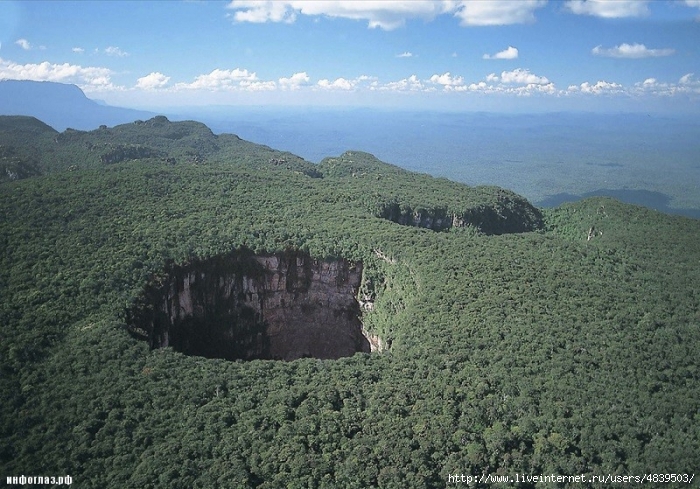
[1,116,698,487]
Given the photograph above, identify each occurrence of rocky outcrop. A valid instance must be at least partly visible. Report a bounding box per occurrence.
[127,249,374,361]
[376,195,544,235]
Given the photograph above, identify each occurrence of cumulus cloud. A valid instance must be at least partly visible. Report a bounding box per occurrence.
[315,75,376,91]
[568,80,624,94]
[429,72,465,89]
[483,46,519,60]
[490,68,549,85]
[563,75,700,97]
[227,0,546,29]
[507,82,556,96]
[452,0,547,26]
[0,57,119,91]
[566,0,649,18]
[228,0,297,23]
[380,74,425,92]
[239,80,277,91]
[278,71,310,90]
[15,39,31,50]
[72,47,85,54]
[592,43,675,58]
[396,52,413,58]
[464,75,555,96]
[317,77,356,90]
[632,74,700,96]
[135,72,170,90]
[105,46,129,57]
[227,0,444,30]
[175,68,266,91]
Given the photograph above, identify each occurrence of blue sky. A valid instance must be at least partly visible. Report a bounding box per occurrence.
[1,0,699,112]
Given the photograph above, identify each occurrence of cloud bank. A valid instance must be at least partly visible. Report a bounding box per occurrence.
[565,0,650,18]
[0,57,117,91]
[227,1,547,30]
[592,43,675,58]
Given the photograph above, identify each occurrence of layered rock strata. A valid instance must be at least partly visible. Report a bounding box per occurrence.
[127,250,372,361]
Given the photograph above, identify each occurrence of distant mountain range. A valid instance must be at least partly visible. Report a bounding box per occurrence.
[0,80,155,131]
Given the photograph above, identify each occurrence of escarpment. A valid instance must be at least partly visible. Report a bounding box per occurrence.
[375,194,544,234]
[127,249,376,361]
[319,151,544,234]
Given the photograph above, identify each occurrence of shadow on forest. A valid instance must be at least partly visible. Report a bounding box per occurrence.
[537,188,700,220]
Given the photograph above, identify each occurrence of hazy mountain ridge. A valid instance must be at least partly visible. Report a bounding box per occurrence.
[0,80,155,131]
[194,107,700,219]
[2,80,698,219]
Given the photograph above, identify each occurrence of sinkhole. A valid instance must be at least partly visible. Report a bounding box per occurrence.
[126,248,381,361]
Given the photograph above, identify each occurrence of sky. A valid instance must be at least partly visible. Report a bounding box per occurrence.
[1,0,699,113]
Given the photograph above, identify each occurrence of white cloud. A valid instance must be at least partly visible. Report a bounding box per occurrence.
[0,57,119,91]
[483,46,519,60]
[227,0,545,29]
[227,0,297,23]
[563,76,700,98]
[565,0,649,18]
[105,46,129,57]
[679,73,695,84]
[592,43,675,58]
[463,75,555,96]
[177,68,259,90]
[396,52,413,58]
[278,71,310,90]
[508,82,556,96]
[227,0,445,30]
[571,80,624,94]
[72,47,85,54]
[452,0,547,26]
[429,72,465,88]
[239,79,277,91]
[467,81,492,92]
[135,72,170,90]
[493,68,549,85]
[15,39,31,50]
[315,75,376,91]
[381,74,425,92]
[317,77,356,90]
[633,75,700,96]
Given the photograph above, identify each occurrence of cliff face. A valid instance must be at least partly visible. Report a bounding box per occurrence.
[376,195,544,235]
[127,250,372,361]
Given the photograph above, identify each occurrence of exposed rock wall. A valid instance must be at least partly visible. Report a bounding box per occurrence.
[127,250,372,361]
[376,196,544,234]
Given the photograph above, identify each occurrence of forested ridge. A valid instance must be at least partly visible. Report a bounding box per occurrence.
[1,116,698,488]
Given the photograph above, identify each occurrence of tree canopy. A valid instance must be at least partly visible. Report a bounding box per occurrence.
[1,116,698,488]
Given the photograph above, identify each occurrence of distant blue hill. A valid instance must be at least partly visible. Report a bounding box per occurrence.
[190,108,700,219]
[0,80,155,131]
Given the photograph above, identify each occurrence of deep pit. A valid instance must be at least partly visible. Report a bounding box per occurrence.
[127,249,379,361]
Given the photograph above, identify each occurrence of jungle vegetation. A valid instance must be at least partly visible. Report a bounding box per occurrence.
[1,116,698,488]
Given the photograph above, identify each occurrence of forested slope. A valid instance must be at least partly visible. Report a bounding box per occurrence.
[1,116,698,488]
